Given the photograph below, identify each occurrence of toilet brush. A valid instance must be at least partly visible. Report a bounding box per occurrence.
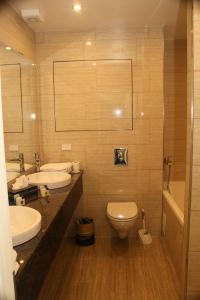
[138,209,152,245]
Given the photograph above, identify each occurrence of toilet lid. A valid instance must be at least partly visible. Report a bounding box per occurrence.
[107,202,138,220]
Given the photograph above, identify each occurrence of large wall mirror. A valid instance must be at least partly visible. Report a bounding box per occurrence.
[53,59,133,131]
[0,43,39,181]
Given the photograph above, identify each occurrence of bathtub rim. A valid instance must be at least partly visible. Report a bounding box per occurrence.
[163,189,184,226]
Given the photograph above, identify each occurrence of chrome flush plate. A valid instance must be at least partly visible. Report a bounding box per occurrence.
[114,148,128,165]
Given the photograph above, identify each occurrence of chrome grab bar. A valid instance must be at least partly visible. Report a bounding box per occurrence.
[164,156,173,166]
[164,156,173,190]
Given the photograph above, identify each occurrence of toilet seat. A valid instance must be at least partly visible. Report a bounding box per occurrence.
[107,214,138,222]
[107,202,138,221]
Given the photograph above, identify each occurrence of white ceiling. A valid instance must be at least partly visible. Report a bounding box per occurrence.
[10,0,187,39]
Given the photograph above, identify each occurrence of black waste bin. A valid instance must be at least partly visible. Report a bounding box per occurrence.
[76,217,95,246]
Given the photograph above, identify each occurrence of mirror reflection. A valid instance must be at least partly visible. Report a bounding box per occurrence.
[1,63,23,133]
[0,44,39,182]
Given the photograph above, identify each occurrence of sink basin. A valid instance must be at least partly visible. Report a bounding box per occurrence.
[27,172,71,189]
[10,206,41,246]
[6,171,19,182]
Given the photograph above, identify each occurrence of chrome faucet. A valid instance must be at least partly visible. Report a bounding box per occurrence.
[164,156,173,191]
[164,156,173,167]
[35,153,40,172]
[9,153,25,173]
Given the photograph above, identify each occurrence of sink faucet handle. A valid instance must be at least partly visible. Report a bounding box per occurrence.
[19,153,25,172]
[9,153,25,172]
[19,153,24,161]
[35,152,41,162]
[35,152,40,172]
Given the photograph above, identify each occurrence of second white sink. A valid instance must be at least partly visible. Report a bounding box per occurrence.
[10,206,41,247]
[27,172,71,189]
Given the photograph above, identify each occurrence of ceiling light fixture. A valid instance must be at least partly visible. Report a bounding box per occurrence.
[72,3,82,12]
[5,46,12,51]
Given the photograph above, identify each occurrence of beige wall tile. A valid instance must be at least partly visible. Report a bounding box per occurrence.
[193,119,200,165]
[194,95,200,118]
[164,39,187,182]
[137,195,162,219]
[84,39,137,61]
[189,211,200,251]
[53,59,133,131]
[191,166,200,199]
[132,65,150,92]
[135,93,163,119]
[187,251,200,295]
[136,39,163,66]
[190,166,200,211]
[36,42,83,63]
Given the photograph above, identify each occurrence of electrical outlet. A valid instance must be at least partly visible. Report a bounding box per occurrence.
[9,145,19,152]
[61,144,71,151]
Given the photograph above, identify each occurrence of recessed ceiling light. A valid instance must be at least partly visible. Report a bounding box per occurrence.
[86,41,92,46]
[114,109,122,117]
[92,62,96,66]
[30,113,36,120]
[5,46,12,51]
[72,3,82,12]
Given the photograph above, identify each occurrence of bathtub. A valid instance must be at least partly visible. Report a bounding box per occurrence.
[163,181,185,226]
[162,181,185,283]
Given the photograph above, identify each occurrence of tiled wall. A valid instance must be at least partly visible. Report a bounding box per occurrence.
[0,48,39,163]
[36,29,164,237]
[186,1,200,299]
[164,39,187,181]
[53,59,133,131]
[0,3,35,61]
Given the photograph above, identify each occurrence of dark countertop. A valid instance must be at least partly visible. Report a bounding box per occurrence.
[14,171,82,277]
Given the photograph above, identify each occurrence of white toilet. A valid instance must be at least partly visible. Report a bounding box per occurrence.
[107,202,138,239]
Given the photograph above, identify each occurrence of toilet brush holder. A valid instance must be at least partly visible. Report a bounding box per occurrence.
[138,228,152,245]
[138,208,152,245]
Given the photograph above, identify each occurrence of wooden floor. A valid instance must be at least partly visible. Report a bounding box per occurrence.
[38,237,180,300]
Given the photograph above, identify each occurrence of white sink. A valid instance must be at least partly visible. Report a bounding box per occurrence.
[27,172,71,189]
[10,206,41,247]
[6,171,20,182]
